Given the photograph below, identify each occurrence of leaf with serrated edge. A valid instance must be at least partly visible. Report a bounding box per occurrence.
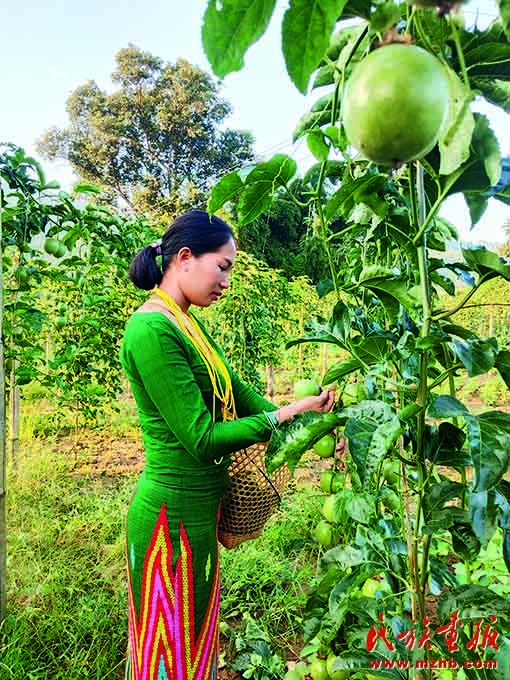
[439,69,475,176]
[201,0,277,78]
[281,0,347,94]
[208,172,244,213]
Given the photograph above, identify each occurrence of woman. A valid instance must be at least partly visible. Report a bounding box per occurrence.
[120,210,336,680]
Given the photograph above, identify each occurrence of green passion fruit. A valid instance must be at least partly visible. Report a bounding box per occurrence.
[314,520,335,548]
[343,44,450,165]
[293,378,320,400]
[309,657,329,680]
[313,433,335,458]
[326,654,350,680]
[320,469,344,494]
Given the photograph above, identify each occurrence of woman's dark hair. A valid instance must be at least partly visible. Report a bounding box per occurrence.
[128,210,235,290]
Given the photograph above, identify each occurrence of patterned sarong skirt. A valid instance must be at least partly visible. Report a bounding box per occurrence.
[125,473,222,680]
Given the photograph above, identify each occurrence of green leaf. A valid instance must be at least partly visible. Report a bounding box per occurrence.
[423,481,465,523]
[339,0,371,20]
[444,114,501,201]
[245,153,297,187]
[471,113,502,186]
[322,356,364,382]
[286,315,345,350]
[330,300,351,344]
[468,411,510,492]
[307,130,330,162]
[313,64,336,88]
[438,69,475,177]
[303,160,345,186]
[464,192,489,227]
[265,410,344,474]
[322,336,388,383]
[495,349,510,390]
[451,337,496,377]
[426,507,470,532]
[238,154,297,224]
[464,42,510,79]
[369,0,401,35]
[472,77,510,112]
[72,182,102,194]
[504,530,510,573]
[462,245,510,281]
[495,480,510,530]
[325,173,386,221]
[238,182,274,225]
[208,171,244,213]
[450,523,482,561]
[430,270,456,296]
[322,24,361,62]
[469,489,499,547]
[281,0,347,94]
[425,422,470,469]
[346,491,374,524]
[293,108,334,141]
[357,270,420,318]
[343,401,401,486]
[438,584,510,623]
[428,395,470,419]
[201,0,278,78]
[500,0,510,39]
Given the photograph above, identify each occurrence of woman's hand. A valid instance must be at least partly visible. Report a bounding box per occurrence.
[276,388,336,423]
[296,388,335,415]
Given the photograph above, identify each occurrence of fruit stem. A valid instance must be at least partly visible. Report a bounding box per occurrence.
[432,275,488,321]
[316,201,340,300]
[411,161,433,632]
[450,16,470,90]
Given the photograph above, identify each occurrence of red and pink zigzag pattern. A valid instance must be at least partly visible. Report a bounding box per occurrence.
[126,505,220,680]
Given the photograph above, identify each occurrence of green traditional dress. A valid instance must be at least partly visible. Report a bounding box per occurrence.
[120,310,276,680]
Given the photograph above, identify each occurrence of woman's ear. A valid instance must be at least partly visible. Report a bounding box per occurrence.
[176,247,192,269]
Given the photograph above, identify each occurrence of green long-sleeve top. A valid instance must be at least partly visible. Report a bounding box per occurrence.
[120,310,277,488]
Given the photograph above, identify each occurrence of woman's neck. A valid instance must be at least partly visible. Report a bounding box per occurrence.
[156,278,190,314]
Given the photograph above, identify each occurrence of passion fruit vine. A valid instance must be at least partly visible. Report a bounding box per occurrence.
[343,44,450,166]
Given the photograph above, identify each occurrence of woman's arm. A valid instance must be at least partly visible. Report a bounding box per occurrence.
[121,317,275,464]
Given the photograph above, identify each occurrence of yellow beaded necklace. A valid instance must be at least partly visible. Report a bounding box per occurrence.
[152,287,237,422]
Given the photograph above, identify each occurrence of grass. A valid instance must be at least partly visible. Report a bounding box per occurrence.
[1,407,326,679]
[2,438,133,679]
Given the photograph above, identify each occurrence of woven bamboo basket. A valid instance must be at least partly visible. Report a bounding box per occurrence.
[218,442,291,549]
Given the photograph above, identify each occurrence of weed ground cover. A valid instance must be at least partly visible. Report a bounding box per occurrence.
[1,415,326,680]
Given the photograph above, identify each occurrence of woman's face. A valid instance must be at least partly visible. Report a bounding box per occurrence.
[180,238,236,308]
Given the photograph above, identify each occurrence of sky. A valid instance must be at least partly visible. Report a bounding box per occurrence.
[1,0,508,244]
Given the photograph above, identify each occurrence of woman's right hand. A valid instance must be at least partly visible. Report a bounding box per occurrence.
[276,389,335,423]
[295,389,335,415]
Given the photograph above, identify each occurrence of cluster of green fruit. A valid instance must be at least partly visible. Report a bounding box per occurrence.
[44,237,66,258]
[293,379,336,459]
[314,470,344,549]
[284,655,381,680]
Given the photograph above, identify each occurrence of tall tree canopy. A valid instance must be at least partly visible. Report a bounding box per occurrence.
[37,45,255,221]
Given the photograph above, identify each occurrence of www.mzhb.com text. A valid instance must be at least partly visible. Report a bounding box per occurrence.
[369,658,497,670]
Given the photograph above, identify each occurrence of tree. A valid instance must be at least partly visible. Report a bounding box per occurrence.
[235,180,310,277]
[37,45,255,221]
[234,179,351,282]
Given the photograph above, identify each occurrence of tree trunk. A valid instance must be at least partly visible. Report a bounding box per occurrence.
[9,362,19,468]
[0,189,7,623]
[266,364,274,399]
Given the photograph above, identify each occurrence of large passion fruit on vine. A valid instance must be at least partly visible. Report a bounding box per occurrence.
[343,44,450,166]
